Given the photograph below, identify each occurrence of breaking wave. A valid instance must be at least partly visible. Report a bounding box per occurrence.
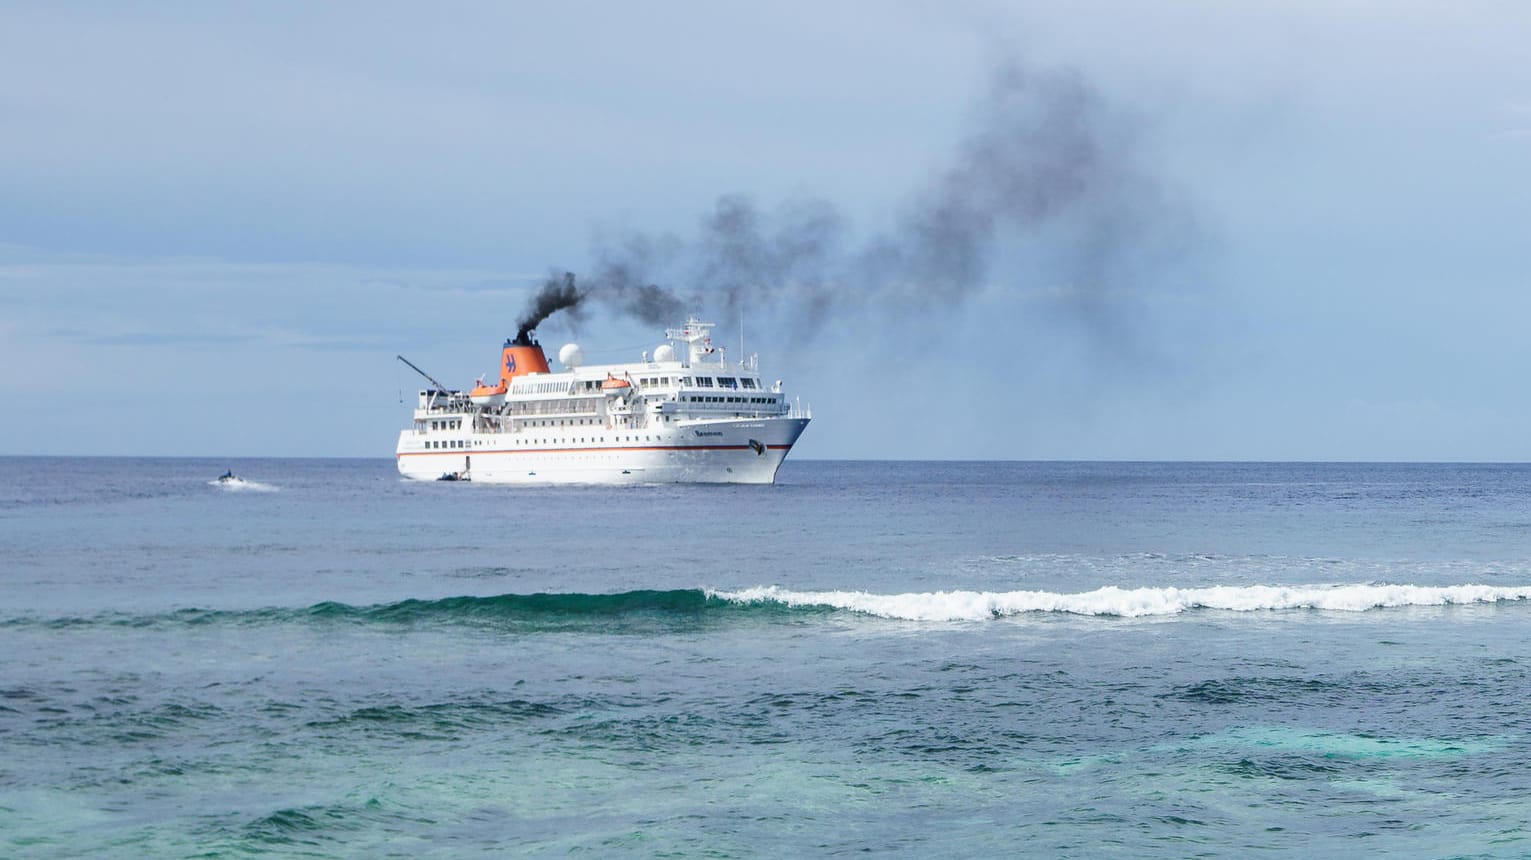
[709,583,1531,621]
[10,584,1531,630]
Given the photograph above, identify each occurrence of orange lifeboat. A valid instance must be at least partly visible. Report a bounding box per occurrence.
[601,374,634,397]
[469,378,508,407]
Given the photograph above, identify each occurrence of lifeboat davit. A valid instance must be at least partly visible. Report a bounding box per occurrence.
[469,379,508,407]
[602,375,634,397]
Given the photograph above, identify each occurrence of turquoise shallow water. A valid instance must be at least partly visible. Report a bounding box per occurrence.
[3,459,1531,856]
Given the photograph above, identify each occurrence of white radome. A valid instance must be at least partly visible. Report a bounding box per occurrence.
[653,343,676,363]
[558,343,584,368]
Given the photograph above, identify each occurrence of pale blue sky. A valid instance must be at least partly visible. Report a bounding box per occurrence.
[3,1,1529,460]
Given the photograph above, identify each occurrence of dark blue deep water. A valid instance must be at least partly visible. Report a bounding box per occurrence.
[3,458,1531,857]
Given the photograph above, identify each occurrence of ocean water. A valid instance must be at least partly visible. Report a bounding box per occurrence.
[3,458,1531,857]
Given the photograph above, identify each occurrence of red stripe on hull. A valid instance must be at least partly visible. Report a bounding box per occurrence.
[398,444,791,459]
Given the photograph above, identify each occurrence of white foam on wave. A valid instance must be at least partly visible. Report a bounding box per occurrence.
[208,478,278,493]
[709,583,1531,621]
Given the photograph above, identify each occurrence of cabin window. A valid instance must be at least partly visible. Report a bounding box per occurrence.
[717,377,737,389]
[741,378,757,389]
[697,377,714,388]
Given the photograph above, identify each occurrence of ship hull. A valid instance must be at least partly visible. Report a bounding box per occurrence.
[396,417,809,485]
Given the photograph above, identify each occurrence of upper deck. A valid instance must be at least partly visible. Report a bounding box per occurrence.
[407,318,803,429]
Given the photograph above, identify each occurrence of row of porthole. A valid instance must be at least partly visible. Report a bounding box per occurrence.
[514,436,661,445]
[424,436,665,450]
[431,431,670,443]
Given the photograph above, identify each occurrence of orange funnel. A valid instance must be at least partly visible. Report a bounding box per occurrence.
[498,340,550,387]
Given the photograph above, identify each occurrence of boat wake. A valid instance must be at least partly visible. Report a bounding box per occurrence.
[709,583,1531,621]
[208,477,278,493]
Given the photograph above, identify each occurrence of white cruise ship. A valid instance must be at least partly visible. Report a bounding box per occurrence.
[395,319,811,484]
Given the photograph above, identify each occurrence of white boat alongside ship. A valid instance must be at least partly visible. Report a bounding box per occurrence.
[395,319,810,484]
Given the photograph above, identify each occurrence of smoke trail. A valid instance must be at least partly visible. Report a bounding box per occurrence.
[514,272,583,343]
[522,58,1196,344]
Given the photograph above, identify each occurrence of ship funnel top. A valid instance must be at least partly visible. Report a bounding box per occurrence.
[497,334,551,387]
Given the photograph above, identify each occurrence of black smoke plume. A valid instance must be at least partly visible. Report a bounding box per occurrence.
[525,59,1196,343]
[514,271,583,344]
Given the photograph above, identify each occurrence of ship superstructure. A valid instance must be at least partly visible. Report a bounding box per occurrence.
[395,319,810,484]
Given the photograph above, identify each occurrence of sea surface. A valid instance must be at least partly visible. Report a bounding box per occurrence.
[3,458,1531,857]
